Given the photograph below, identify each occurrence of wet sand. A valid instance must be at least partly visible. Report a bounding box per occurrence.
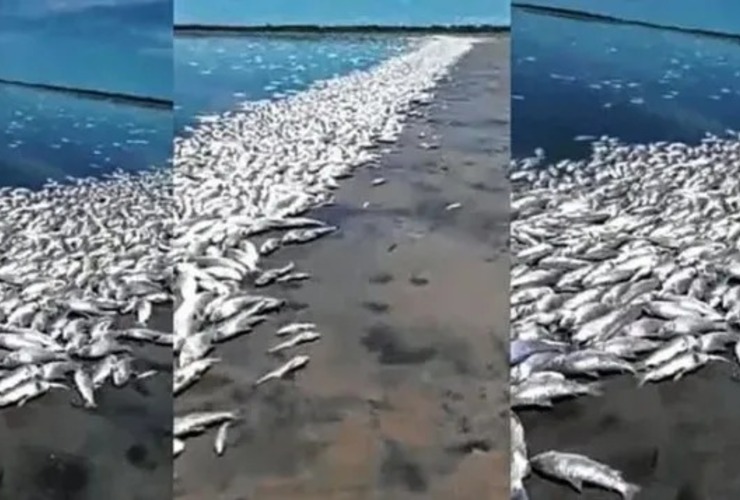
[174,37,510,500]
[521,364,740,499]
[0,308,172,500]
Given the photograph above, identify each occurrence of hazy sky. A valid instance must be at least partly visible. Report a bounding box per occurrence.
[519,0,740,34]
[175,0,510,26]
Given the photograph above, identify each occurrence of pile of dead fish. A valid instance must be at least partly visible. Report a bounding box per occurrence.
[171,36,476,460]
[509,134,740,499]
[0,169,174,410]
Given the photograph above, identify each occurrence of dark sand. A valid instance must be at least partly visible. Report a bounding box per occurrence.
[521,364,740,499]
[174,37,510,500]
[0,307,172,500]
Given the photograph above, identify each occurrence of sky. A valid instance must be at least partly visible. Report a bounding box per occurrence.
[175,0,510,26]
[0,0,171,97]
[518,0,740,35]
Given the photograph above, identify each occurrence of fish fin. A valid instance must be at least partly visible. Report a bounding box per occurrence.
[568,477,583,493]
[636,375,649,387]
[17,396,29,407]
[622,482,641,500]
[672,370,685,382]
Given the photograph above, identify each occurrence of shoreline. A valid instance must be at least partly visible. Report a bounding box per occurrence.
[0,78,172,110]
[511,136,740,499]
[174,36,509,500]
[512,3,740,41]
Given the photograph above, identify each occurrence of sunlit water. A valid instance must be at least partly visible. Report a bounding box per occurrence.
[512,9,740,160]
[0,86,170,188]
[174,35,412,131]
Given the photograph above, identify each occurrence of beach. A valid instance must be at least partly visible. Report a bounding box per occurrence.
[0,308,172,500]
[521,364,740,499]
[174,35,510,500]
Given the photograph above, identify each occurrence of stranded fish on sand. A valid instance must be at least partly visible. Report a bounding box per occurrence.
[169,36,478,462]
[510,134,740,497]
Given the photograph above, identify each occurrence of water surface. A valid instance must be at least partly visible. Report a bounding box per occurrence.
[512,9,740,160]
[175,35,411,130]
[0,85,170,188]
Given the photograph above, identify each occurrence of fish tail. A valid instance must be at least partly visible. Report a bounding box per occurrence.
[511,486,530,500]
[622,482,641,500]
[585,381,604,397]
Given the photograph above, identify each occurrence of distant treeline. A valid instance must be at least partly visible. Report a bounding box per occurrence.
[513,3,740,42]
[0,78,172,109]
[174,24,509,36]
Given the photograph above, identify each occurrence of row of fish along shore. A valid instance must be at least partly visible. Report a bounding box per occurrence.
[510,136,740,499]
[0,34,509,499]
[173,35,509,500]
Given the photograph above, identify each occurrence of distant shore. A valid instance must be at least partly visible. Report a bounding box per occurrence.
[513,3,740,41]
[0,77,172,109]
[174,24,509,37]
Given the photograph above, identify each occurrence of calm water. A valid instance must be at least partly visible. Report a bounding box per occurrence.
[176,0,509,26]
[0,86,170,188]
[175,35,411,130]
[0,2,171,98]
[519,0,740,35]
[512,9,740,160]
[0,2,171,188]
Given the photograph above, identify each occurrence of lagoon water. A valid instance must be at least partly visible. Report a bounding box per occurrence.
[512,8,740,160]
[0,1,171,188]
[0,86,170,188]
[174,35,411,130]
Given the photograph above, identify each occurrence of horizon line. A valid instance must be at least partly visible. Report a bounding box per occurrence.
[0,78,172,110]
[174,23,510,36]
[513,3,740,42]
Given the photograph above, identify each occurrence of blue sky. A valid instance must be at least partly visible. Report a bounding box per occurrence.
[519,0,740,34]
[175,0,510,26]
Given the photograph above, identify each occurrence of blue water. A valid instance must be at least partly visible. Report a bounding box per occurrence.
[0,1,171,98]
[175,35,411,131]
[519,0,740,36]
[0,86,170,188]
[512,9,740,160]
[0,1,171,188]
[176,0,509,27]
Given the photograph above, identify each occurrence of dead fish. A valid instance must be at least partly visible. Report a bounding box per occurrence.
[267,331,321,354]
[254,355,310,386]
[214,421,231,456]
[530,450,640,500]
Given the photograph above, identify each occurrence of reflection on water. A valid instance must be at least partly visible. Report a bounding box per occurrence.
[174,35,411,130]
[512,8,740,159]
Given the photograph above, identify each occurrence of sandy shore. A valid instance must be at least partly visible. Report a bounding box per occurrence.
[174,36,510,500]
[521,362,740,499]
[0,308,172,500]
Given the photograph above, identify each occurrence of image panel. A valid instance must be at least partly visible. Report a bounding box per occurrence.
[0,1,173,499]
[510,2,740,500]
[173,1,511,499]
